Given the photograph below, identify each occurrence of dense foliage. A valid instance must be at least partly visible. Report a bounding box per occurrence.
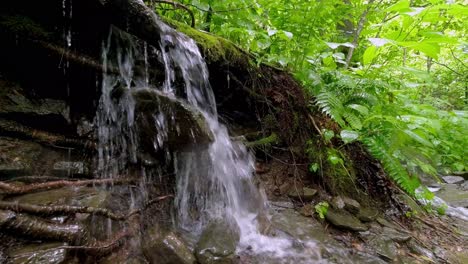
[152,0,468,196]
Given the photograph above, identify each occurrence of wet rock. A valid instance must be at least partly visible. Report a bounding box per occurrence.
[142,228,196,264]
[52,161,88,177]
[342,197,360,215]
[195,218,240,264]
[357,207,379,222]
[453,171,468,180]
[331,196,345,210]
[133,89,213,152]
[331,196,361,215]
[435,184,468,208]
[299,204,315,217]
[0,137,42,178]
[368,235,397,262]
[381,227,411,242]
[376,218,400,230]
[325,208,368,232]
[288,187,317,202]
[462,181,468,191]
[278,182,291,195]
[0,79,70,130]
[407,240,435,260]
[7,242,67,264]
[442,176,464,184]
[256,212,274,235]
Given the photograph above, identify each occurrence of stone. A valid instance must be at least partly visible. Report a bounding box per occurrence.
[368,235,398,262]
[142,229,196,264]
[195,218,240,264]
[381,227,411,242]
[407,240,435,260]
[442,176,465,184]
[342,197,360,215]
[278,182,291,195]
[7,242,67,264]
[299,204,315,217]
[331,196,345,210]
[435,184,468,208]
[132,89,213,152]
[0,137,42,178]
[52,161,88,177]
[325,208,368,232]
[357,207,379,222]
[453,171,468,180]
[288,187,317,202]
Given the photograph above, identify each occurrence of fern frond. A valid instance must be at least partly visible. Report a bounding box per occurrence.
[363,135,420,195]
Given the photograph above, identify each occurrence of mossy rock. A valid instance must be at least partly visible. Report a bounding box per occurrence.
[162,17,251,66]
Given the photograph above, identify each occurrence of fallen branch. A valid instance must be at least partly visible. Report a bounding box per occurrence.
[0,178,136,195]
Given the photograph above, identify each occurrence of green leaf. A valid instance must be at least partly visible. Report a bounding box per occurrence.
[340,130,360,144]
[309,163,320,172]
[363,46,377,65]
[398,41,440,59]
[387,0,411,13]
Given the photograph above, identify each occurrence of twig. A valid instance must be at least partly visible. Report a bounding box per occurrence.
[151,0,195,27]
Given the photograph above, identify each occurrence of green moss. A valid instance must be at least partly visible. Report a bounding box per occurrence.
[161,17,250,66]
[245,133,279,148]
[0,15,50,39]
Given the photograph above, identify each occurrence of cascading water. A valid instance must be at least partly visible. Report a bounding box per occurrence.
[95,12,323,263]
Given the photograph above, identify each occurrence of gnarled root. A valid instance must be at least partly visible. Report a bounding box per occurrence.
[0,178,136,195]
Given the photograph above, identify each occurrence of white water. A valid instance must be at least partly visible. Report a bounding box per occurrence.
[95,11,322,262]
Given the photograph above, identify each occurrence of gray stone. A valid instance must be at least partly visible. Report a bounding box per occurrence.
[331,196,345,210]
[52,161,87,176]
[142,229,196,264]
[7,243,67,264]
[325,208,368,232]
[342,197,360,215]
[299,204,315,217]
[407,240,435,260]
[195,218,240,264]
[288,187,317,202]
[442,176,464,184]
[278,182,291,195]
[357,207,379,222]
[436,184,468,208]
[368,235,397,262]
[453,171,468,180]
[382,227,411,242]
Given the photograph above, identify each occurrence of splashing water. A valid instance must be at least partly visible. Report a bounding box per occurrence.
[95,13,323,262]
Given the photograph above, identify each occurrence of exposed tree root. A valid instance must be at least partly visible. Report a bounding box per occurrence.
[0,195,173,220]
[0,178,136,195]
[0,201,127,221]
[0,209,85,244]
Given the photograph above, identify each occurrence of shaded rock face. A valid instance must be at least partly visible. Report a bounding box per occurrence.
[195,218,240,264]
[325,208,368,232]
[288,187,317,202]
[132,88,213,153]
[142,228,196,264]
[442,176,464,184]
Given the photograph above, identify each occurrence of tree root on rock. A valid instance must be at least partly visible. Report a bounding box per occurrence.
[0,178,137,195]
[0,209,85,244]
[0,195,173,220]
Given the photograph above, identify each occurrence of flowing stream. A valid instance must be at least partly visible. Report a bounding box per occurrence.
[95,13,323,263]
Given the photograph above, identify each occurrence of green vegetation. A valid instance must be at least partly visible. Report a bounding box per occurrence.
[154,0,468,197]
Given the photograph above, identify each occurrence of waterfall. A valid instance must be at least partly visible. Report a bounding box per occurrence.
[95,14,322,263]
